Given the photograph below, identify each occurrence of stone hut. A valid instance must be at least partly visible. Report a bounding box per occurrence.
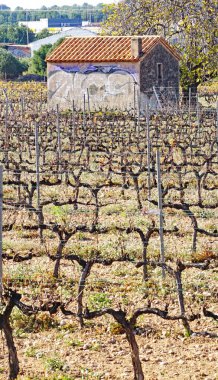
[46,35,180,111]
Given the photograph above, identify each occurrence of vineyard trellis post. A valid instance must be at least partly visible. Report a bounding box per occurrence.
[0,165,3,297]
[35,123,43,242]
[196,94,200,138]
[56,104,62,178]
[153,86,162,111]
[137,90,141,136]
[4,96,9,168]
[216,100,218,148]
[174,91,178,113]
[133,81,136,120]
[20,96,25,119]
[188,87,192,126]
[35,123,40,208]
[72,100,76,158]
[156,149,165,279]
[146,99,151,201]
[83,94,86,131]
[87,88,90,115]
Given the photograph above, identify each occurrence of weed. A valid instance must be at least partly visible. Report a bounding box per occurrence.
[80,367,104,379]
[192,248,216,262]
[12,309,36,333]
[88,292,111,310]
[89,341,101,351]
[66,339,83,347]
[109,322,125,335]
[25,347,37,358]
[12,309,57,333]
[45,357,65,372]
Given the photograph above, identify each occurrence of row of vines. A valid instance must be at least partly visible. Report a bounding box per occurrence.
[0,83,217,380]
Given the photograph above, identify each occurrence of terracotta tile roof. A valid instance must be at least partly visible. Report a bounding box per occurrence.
[46,36,181,63]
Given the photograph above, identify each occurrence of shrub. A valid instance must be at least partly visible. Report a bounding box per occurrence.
[0,48,25,79]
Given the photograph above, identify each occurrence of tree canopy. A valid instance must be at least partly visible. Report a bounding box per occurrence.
[35,28,51,40]
[103,0,218,92]
[0,47,25,79]
[30,44,52,76]
[29,38,65,76]
[0,3,106,24]
[0,24,35,44]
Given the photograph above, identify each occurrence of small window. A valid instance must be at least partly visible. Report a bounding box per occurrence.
[157,63,163,81]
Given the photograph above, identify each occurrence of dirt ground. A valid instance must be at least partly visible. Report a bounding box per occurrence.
[1,311,218,380]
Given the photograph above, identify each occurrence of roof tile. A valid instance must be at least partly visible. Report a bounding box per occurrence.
[46,36,180,63]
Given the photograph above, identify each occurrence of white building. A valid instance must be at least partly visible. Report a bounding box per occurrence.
[19,18,48,33]
[28,27,97,56]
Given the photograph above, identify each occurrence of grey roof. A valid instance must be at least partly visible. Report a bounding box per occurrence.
[28,27,97,55]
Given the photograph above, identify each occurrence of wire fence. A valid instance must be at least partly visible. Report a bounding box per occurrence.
[0,88,217,284]
[0,88,217,379]
[0,101,217,272]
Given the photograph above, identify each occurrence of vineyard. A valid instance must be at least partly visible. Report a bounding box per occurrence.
[0,82,217,380]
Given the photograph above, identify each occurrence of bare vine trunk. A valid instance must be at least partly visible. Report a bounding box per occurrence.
[125,326,144,380]
[0,300,19,380]
[53,242,64,278]
[77,262,93,327]
[175,269,192,335]
[112,312,144,380]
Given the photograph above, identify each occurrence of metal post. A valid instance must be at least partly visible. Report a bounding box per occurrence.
[87,89,90,115]
[0,166,3,298]
[35,123,40,211]
[137,89,141,136]
[4,97,9,168]
[156,149,165,279]
[21,96,24,117]
[72,100,75,159]
[83,94,86,130]
[26,10,29,45]
[216,100,218,150]
[188,87,191,126]
[35,123,44,243]
[146,99,151,201]
[196,93,200,139]
[153,86,162,111]
[133,82,136,119]
[133,82,138,132]
[174,91,178,113]
[56,104,62,177]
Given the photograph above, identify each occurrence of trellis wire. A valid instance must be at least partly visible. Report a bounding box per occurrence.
[0,166,3,298]
[0,99,217,261]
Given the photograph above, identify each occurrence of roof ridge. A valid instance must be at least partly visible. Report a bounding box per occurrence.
[64,35,161,38]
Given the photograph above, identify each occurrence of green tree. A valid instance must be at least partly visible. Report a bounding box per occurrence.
[19,57,31,72]
[29,39,65,76]
[0,47,25,79]
[0,24,35,44]
[47,37,65,56]
[0,4,105,24]
[103,0,218,94]
[30,44,52,76]
[35,28,50,40]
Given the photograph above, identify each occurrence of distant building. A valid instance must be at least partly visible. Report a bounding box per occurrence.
[19,17,82,33]
[28,27,97,56]
[82,26,102,35]
[0,44,31,58]
[48,17,82,28]
[46,36,180,111]
[19,18,48,33]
